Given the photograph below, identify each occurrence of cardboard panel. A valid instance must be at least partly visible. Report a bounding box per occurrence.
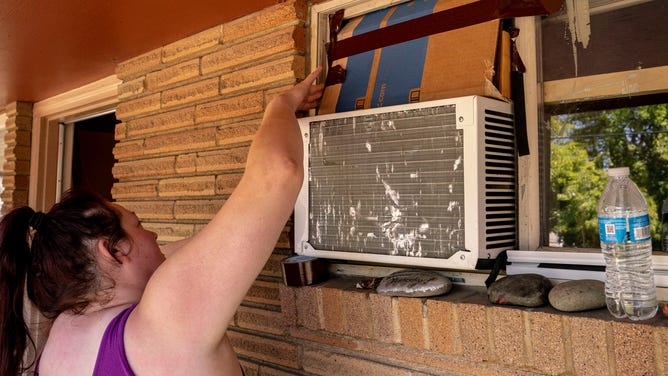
[319,0,506,115]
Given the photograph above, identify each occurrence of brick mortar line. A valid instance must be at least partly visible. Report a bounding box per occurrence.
[118,115,263,143]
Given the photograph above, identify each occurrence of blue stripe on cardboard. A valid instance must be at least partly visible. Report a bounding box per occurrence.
[335,8,391,113]
[371,0,437,108]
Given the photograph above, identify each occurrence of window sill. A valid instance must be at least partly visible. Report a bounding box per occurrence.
[507,249,668,301]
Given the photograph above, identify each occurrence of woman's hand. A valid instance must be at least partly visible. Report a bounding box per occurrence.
[274,67,324,113]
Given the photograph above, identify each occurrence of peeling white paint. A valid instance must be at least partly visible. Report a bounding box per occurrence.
[565,0,591,76]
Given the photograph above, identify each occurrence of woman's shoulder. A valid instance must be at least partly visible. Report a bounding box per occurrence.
[38,305,132,376]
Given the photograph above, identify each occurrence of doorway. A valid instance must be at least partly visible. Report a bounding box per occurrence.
[62,112,118,201]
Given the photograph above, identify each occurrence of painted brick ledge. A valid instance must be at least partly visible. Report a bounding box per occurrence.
[277,277,668,376]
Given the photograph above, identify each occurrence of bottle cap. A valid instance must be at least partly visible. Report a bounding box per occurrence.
[608,167,629,177]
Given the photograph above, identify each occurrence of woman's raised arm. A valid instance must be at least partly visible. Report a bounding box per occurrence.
[131,68,323,350]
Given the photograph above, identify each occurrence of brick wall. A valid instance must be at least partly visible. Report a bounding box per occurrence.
[1,101,32,215]
[111,1,667,375]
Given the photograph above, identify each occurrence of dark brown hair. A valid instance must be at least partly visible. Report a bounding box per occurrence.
[0,189,128,375]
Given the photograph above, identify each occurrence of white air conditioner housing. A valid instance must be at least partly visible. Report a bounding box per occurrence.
[295,96,516,270]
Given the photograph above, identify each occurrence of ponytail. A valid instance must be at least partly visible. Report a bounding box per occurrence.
[0,189,127,374]
[0,207,37,375]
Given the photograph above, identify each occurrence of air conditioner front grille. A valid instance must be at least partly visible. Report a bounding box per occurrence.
[296,96,515,269]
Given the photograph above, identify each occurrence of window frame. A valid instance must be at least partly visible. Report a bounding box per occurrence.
[308,0,668,288]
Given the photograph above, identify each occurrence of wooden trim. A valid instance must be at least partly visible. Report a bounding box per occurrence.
[515,16,542,251]
[29,74,120,209]
[543,65,668,104]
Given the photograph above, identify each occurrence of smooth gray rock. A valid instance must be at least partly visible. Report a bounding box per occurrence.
[376,269,452,297]
[488,274,552,307]
[548,279,606,312]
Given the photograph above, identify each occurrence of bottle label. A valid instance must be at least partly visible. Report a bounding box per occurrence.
[599,214,651,243]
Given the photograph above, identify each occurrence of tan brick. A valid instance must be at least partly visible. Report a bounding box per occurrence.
[111,180,159,199]
[116,93,161,120]
[227,330,299,368]
[262,253,286,279]
[194,147,249,173]
[174,198,225,220]
[143,127,217,155]
[321,287,344,334]
[342,290,372,339]
[569,316,611,376]
[275,228,291,249]
[215,172,242,195]
[612,321,656,376]
[301,348,414,376]
[175,153,197,174]
[13,161,30,175]
[245,280,281,307]
[118,77,145,99]
[15,116,33,131]
[161,77,219,109]
[289,327,360,354]
[127,107,195,137]
[162,25,222,63]
[14,129,30,146]
[145,222,195,244]
[528,311,567,375]
[426,298,456,354]
[216,121,258,147]
[146,59,200,91]
[656,323,668,375]
[116,49,162,80]
[112,156,175,179]
[158,175,215,197]
[257,365,301,376]
[4,101,33,118]
[114,200,174,220]
[113,139,146,160]
[222,0,306,43]
[201,26,304,75]
[457,302,491,362]
[220,55,304,95]
[368,293,395,344]
[279,284,297,327]
[115,122,128,140]
[239,361,259,376]
[235,306,286,335]
[295,286,322,330]
[13,145,31,161]
[196,92,263,124]
[490,306,527,368]
[398,297,425,349]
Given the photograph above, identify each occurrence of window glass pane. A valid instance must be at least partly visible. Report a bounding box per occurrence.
[547,100,668,249]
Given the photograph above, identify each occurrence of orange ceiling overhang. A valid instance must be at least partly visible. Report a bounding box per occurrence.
[0,0,278,107]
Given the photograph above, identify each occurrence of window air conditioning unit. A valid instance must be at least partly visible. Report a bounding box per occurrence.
[294,96,516,270]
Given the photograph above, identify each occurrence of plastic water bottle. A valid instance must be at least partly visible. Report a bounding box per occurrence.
[662,196,668,252]
[598,167,657,320]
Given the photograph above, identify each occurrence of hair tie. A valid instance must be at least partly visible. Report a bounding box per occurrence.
[29,211,46,231]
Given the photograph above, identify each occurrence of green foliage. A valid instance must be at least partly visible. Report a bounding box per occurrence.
[549,104,668,249]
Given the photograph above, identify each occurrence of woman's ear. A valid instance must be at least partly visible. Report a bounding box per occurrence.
[96,239,129,265]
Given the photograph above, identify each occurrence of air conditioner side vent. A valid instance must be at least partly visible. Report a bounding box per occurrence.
[483,108,517,252]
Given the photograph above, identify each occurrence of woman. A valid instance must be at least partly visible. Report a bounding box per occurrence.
[0,67,323,375]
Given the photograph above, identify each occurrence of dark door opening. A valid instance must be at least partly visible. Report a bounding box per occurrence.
[71,112,118,201]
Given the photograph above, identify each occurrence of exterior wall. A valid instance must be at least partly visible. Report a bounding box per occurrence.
[2,101,33,215]
[111,1,667,375]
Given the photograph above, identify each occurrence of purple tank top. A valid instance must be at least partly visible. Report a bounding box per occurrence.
[34,305,136,375]
[91,304,137,376]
